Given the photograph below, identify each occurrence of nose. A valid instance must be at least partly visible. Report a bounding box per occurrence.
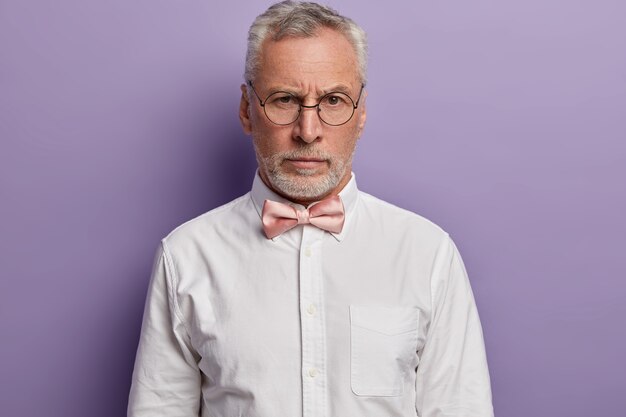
[293,105,322,144]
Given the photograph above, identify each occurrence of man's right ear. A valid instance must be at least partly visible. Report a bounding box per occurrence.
[239,84,252,135]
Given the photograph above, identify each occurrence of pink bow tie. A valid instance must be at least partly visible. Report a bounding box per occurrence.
[261,195,345,239]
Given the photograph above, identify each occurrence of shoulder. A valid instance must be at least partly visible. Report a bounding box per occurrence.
[160,192,256,253]
[357,190,449,243]
[356,191,463,281]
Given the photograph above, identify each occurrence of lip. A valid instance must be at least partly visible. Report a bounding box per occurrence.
[287,158,326,169]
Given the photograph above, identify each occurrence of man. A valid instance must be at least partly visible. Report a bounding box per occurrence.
[128,1,494,416]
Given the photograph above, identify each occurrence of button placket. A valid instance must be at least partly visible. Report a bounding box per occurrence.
[299,226,327,417]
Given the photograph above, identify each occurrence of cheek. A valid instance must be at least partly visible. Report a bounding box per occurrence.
[335,128,359,157]
[249,106,275,136]
[254,124,296,151]
[253,135,274,160]
[252,129,290,160]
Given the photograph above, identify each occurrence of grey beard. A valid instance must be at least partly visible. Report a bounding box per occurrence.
[257,147,355,201]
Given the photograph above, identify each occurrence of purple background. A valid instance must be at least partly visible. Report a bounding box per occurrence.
[1,1,625,416]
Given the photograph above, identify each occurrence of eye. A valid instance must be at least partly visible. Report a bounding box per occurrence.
[323,94,349,106]
[267,92,299,107]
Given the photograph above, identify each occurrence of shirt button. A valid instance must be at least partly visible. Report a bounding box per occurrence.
[304,247,312,257]
[306,304,317,315]
[308,367,318,378]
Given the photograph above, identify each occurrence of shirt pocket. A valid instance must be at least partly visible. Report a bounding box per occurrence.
[349,305,419,397]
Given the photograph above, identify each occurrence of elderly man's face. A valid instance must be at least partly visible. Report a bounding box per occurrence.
[239,27,366,205]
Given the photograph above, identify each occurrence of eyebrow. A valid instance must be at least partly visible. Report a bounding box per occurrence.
[265,83,355,96]
[322,84,353,94]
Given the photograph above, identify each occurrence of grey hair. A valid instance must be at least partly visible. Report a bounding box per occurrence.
[244,0,368,84]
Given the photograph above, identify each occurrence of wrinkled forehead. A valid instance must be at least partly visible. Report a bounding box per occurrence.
[256,28,360,90]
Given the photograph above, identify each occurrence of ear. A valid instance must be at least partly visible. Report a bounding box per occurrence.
[355,89,367,138]
[239,83,253,135]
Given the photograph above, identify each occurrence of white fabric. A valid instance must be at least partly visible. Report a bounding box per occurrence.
[128,171,494,417]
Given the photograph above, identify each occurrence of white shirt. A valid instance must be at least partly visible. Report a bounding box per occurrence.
[128,172,494,417]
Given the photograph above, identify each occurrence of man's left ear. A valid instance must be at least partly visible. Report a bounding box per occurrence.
[356,90,367,137]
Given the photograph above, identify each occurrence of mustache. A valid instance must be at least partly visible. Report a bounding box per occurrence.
[275,147,332,161]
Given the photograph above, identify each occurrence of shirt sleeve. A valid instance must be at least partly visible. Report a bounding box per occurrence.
[128,241,202,417]
[415,234,494,417]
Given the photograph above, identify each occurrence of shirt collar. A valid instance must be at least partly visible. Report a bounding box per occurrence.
[250,169,359,242]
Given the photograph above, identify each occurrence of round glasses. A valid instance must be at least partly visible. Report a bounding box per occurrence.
[248,81,364,126]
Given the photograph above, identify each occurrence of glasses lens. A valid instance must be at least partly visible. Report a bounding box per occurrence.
[264,92,301,125]
[318,92,355,126]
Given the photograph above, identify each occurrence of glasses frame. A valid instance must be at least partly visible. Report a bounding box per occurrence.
[247,80,365,126]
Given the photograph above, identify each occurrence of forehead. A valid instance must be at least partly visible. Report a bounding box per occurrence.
[256,27,359,90]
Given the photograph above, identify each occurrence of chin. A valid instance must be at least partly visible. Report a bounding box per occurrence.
[292,167,325,177]
[269,171,339,201]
